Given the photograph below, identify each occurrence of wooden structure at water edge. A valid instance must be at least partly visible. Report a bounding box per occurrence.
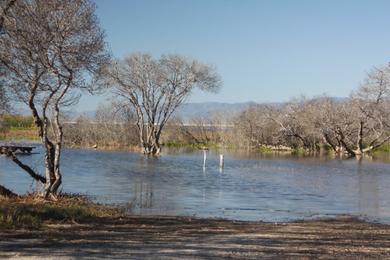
[0,144,35,155]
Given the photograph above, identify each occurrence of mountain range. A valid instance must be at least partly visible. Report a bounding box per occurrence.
[15,98,346,122]
[173,101,256,121]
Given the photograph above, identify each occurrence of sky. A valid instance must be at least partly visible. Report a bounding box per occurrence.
[77,0,390,111]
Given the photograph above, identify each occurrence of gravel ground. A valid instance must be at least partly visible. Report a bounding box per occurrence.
[0,215,389,259]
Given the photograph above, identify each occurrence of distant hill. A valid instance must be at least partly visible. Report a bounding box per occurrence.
[14,98,347,122]
[173,102,256,121]
[63,101,269,122]
[173,98,347,122]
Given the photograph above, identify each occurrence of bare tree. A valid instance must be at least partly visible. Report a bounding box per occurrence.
[336,66,390,156]
[312,67,390,157]
[266,97,322,152]
[101,53,221,155]
[0,0,108,198]
[310,97,342,153]
[232,104,280,149]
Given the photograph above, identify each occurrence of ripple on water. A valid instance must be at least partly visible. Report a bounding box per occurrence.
[0,147,390,223]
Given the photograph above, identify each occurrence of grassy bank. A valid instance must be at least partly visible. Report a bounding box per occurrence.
[375,143,390,153]
[0,127,39,141]
[0,194,122,229]
[163,141,232,150]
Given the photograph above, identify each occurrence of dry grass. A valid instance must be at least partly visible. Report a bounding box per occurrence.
[0,127,39,141]
[1,215,390,259]
[1,194,390,258]
[0,193,122,229]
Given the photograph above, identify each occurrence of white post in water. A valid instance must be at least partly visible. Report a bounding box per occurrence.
[203,150,207,168]
[219,154,224,169]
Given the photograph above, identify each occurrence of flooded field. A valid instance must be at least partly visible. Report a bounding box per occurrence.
[1,147,390,222]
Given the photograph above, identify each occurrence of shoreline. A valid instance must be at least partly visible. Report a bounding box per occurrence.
[1,214,389,259]
[2,135,390,157]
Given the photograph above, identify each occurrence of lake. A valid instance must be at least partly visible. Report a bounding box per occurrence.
[1,146,390,223]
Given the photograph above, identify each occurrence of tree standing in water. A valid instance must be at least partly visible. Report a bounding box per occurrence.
[101,53,221,155]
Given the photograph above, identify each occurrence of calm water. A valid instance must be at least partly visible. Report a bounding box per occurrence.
[1,146,390,223]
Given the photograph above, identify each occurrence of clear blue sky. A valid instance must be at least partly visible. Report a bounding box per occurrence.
[77,0,390,110]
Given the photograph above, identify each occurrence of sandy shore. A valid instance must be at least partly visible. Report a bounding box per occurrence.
[0,215,389,259]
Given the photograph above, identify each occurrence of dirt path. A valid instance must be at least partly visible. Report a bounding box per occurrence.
[1,215,389,259]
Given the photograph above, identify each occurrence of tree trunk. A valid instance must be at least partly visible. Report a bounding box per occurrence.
[43,143,56,197]
[142,141,161,155]
[50,143,62,193]
[6,151,46,183]
[50,102,64,194]
[353,121,364,156]
[323,133,337,153]
[28,86,58,198]
[361,136,390,154]
[139,124,162,155]
[336,128,356,157]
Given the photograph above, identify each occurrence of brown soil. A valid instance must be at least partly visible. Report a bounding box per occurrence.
[0,215,389,259]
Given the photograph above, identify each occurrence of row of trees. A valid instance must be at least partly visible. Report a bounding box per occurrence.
[233,66,390,156]
[63,102,138,149]
[62,65,390,158]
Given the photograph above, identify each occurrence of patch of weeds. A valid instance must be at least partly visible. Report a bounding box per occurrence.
[374,144,390,153]
[257,146,274,153]
[291,147,307,155]
[0,193,122,229]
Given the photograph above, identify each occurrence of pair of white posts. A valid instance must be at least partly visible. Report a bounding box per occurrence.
[203,150,224,169]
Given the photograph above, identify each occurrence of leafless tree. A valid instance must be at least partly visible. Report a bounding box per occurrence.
[309,67,390,157]
[309,97,341,153]
[0,0,108,198]
[265,97,322,151]
[190,115,215,144]
[100,53,221,155]
[232,104,280,149]
[335,66,390,156]
[64,101,138,149]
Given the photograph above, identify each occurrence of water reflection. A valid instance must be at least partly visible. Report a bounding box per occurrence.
[131,182,153,210]
[357,160,379,220]
[0,146,390,223]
